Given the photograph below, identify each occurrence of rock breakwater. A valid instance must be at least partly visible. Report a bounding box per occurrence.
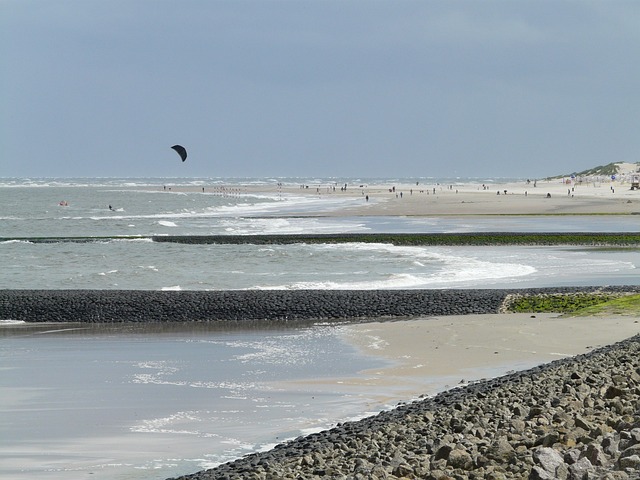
[170,335,640,480]
[2,286,640,323]
[151,232,640,247]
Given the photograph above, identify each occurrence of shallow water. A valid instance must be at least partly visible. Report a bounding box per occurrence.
[0,322,391,480]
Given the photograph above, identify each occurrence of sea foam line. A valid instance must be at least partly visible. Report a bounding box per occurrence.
[0,319,26,326]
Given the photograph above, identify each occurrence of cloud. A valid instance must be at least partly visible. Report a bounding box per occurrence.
[2,1,639,178]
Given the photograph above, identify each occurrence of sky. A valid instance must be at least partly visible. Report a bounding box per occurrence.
[2,0,639,179]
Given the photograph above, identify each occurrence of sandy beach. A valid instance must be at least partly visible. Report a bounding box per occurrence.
[288,175,640,216]
[298,313,640,409]
[333,179,640,216]
[160,167,640,217]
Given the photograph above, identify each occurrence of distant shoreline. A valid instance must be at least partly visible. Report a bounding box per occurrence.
[3,174,639,215]
[147,172,640,216]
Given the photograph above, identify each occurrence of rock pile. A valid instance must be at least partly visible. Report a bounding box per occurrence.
[170,335,640,480]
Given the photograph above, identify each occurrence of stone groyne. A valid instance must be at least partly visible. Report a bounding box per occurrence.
[151,232,640,247]
[2,232,640,246]
[2,286,640,323]
[171,335,640,480]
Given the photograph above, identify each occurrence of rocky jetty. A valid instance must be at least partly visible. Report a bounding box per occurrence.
[170,335,640,480]
[2,286,640,323]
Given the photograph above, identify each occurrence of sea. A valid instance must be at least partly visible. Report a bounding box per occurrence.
[1,177,639,479]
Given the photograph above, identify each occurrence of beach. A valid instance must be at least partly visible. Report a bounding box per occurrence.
[158,174,640,217]
[334,313,640,405]
[336,179,640,216]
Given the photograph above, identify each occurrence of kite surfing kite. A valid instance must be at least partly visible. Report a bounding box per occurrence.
[171,144,187,162]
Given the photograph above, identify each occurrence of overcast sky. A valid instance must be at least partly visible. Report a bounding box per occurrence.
[2,1,639,179]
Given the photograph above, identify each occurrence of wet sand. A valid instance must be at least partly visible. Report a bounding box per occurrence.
[295,313,640,409]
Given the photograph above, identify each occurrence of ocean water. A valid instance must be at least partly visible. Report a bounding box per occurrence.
[1,177,638,290]
[1,177,639,479]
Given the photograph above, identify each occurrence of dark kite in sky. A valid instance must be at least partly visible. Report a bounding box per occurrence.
[171,145,187,162]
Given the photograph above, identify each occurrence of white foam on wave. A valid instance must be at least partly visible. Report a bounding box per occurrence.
[270,265,534,290]
[0,239,33,245]
[255,242,537,290]
[98,270,118,276]
[131,410,220,438]
[158,220,178,227]
[130,360,265,391]
[0,319,26,326]
[253,273,426,290]
[131,360,186,386]
[112,237,153,242]
[166,192,364,220]
[131,373,187,386]
[219,216,368,235]
[78,192,363,225]
[434,254,536,285]
[191,380,263,391]
[215,327,338,366]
